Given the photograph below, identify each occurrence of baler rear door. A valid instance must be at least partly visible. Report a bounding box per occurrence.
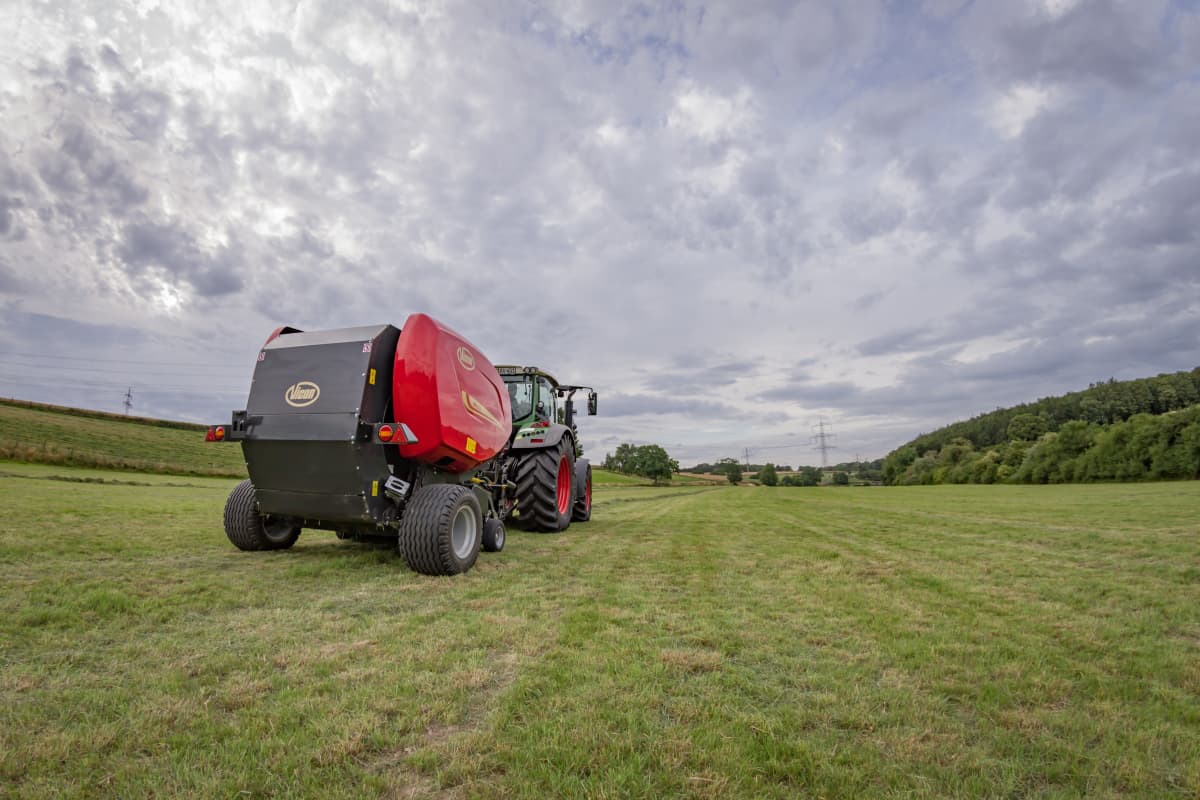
[240,324,399,525]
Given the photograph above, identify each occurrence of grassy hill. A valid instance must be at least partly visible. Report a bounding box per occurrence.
[0,399,246,477]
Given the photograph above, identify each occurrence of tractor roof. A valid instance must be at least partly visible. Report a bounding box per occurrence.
[495,365,560,387]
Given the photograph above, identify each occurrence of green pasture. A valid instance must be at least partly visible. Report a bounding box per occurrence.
[0,400,246,477]
[2,463,1197,798]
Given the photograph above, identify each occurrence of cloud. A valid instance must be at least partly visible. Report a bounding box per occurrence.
[1,0,1197,458]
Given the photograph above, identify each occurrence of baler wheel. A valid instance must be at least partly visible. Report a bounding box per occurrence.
[482,518,506,552]
[398,484,482,575]
[572,462,592,523]
[513,439,575,532]
[223,479,301,551]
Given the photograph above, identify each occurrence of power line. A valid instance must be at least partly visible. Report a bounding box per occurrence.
[811,420,837,468]
[0,351,241,368]
[0,359,245,377]
[0,376,246,395]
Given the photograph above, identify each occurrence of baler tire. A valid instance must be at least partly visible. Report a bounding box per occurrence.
[223,479,301,551]
[482,518,506,553]
[398,484,482,575]
[513,440,575,533]
[572,462,592,523]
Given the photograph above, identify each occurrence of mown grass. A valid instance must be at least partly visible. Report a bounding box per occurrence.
[0,401,246,477]
[2,463,1198,798]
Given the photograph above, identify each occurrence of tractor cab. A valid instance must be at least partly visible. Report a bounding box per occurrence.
[496,365,597,435]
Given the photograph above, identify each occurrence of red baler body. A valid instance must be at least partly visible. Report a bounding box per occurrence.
[393,313,512,473]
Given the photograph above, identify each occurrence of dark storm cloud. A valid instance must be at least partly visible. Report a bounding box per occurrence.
[37,118,150,209]
[602,392,748,419]
[112,85,173,142]
[0,196,26,239]
[840,197,906,244]
[641,356,762,394]
[0,307,147,349]
[0,258,26,292]
[1109,169,1200,249]
[686,0,882,89]
[117,218,243,296]
[756,380,862,406]
[966,0,1191,89]
[851,289,886,311]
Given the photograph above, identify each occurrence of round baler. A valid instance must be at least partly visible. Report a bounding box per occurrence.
[208,314,528,575]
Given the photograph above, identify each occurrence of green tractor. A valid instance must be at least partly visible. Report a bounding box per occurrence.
[497,366,598,532]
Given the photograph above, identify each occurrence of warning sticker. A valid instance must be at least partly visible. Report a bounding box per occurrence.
[465,437,477,455]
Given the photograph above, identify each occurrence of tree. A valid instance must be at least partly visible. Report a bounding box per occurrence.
[604,443,638,474]
[759,462,778,486]
[832,471,850,485]
[1007,413,1048,442]
[798,466,822,486]
[718,457,743,485]
[631,444,679,485]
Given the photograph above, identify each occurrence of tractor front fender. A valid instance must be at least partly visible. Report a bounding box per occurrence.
[574,457,590,500]
[509,423,573,452]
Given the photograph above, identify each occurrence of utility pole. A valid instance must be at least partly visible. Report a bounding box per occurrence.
[811,420,836,468]
[123,387,133,415]
[743,447,751,470]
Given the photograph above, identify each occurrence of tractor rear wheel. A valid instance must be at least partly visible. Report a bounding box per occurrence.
[223,479,301,551]
[572,462,592,522]
[514,439,575,532]
[398,484,482,575]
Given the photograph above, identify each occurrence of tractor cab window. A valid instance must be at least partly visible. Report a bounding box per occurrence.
[506,379,534,421]
[536,377,557,423]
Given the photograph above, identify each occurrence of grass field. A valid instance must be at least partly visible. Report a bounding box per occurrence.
[2,462,1198,798]
[0,400,247,477]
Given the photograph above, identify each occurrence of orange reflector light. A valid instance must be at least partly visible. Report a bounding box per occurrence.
[215,426,226,441]
[205,427,216,442]
[378,424,394,442]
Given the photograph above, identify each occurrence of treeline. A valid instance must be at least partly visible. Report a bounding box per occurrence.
[687,458,884,478]
[884,369,1200,485]
[893,368,1200,458]
[689,458,885,486]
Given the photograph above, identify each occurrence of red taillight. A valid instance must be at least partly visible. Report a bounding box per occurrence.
[532,420,550,428]
[378,424,394,442]
[205,427,216,442]
[214,426,225,441]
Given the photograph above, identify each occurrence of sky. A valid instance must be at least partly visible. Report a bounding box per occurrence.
[1,0,1198,467]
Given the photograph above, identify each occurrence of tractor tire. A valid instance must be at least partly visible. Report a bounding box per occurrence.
[223,479,301,551]
[572,461,592,522]
[398,484,482,575]
[513,439,575,532]
[482,518,506,552]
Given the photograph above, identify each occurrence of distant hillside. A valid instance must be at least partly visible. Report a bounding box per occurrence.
[883,368,1200,485]
[0,398,246,477]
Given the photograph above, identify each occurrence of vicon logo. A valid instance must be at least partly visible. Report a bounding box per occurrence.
[457,346,476,371]
[284,381,321,407]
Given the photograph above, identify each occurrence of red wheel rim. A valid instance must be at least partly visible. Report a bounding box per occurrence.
[556,456,571,515]
[585,474,592,508]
